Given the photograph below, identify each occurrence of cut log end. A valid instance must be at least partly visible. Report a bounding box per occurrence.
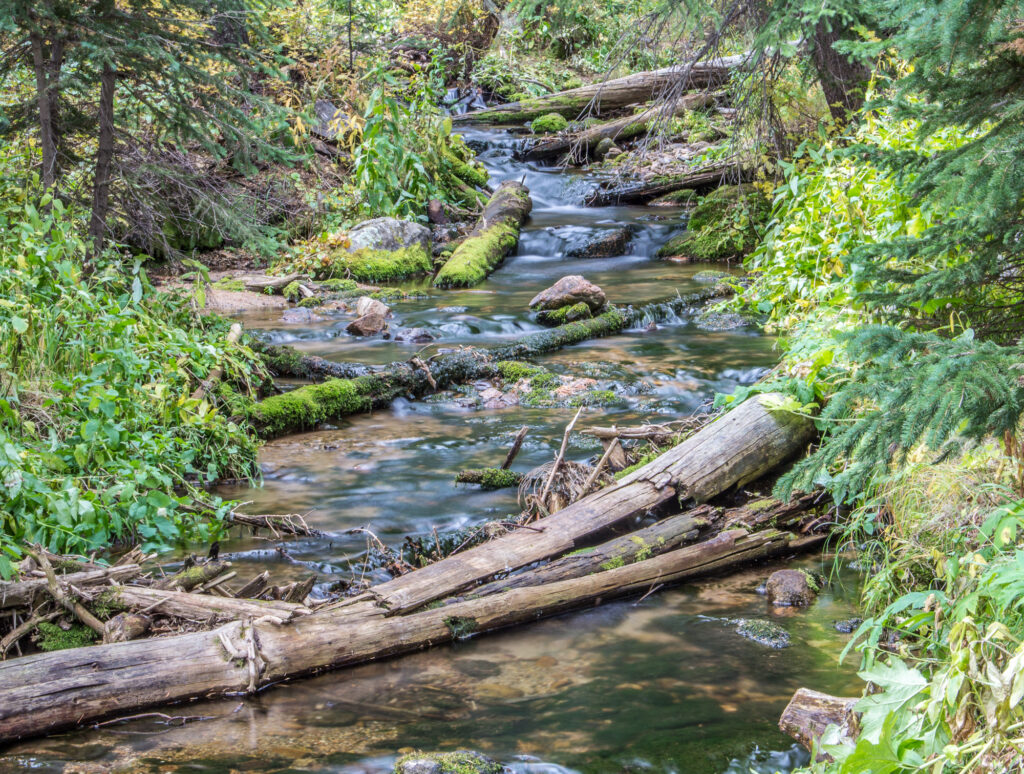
[779,688,859,761]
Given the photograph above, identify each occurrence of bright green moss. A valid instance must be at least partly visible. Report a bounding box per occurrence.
[283,281,302,302]
[530,112,569,133]
[479,468,522,489]
[297,296,323,308]
[253,376,377,436]
[394,751,503,774]
[319,278,359,293]
[568,389,617,407]
[321,246,432,283]
[36,622,97,651]
[212,277,245,292]
[496,360,544,382]
[600,556,626,571]
[536,302,592,327]
[434,222,519,288]
[445,149,490,188]
[443,616,479,639]
[657,186,771,262]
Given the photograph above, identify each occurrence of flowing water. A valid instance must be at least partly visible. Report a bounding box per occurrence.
[0,129,863,774]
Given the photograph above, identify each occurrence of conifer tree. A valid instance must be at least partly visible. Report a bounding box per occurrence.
[0,0,293,252]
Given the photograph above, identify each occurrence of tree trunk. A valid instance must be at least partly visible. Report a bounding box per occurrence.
[454,55,746,125]
[519,94,713,163]
[809,19,870,123]
[779,688,860,760]
[434,181,533,288]
[88,62,116,255]
[584,161,752,207]
[0,526,800,743]
[29,32,60,192]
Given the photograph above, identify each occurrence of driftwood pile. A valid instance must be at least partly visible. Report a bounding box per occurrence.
[0,393,825,743]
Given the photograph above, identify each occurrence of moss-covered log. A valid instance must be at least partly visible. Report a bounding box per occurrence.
[455,468,524,489]
[251,287,732,437]
[584,162,754,207]
[519,94,714,163]
[434,182,532,288]
[453,55,745,125]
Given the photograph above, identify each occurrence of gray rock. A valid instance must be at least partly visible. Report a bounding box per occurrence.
[765,569,817,607]
[355,296,390,318]
[311,100,350,141]
[734,618,790,648]
[567,227,634,259]
[280,308,322,324]
[347,312,387,337]
[348,217,431,255]
[395,327,435,343]
[529,275,606,313]
[834,618,863,634]
[398,759,442,774]
[593,137,615,160]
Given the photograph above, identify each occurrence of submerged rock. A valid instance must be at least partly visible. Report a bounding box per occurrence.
[348,217,431,255]
[734,618,790,648]
[395,751,505,774]
[347,312,387,337]
[280,307,323,324]
[529,275,606,313]
[765,569,818,607]
[834,618,863,634]
[566,226,634,259]
[395,327,435,343]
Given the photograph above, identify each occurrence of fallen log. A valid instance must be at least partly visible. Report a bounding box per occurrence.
[350,392,814,613]
[519,94,714,163]
[0,526,793,742]
[779,688,860,760]
[110,585,308,622]
[585,162,753,206]
[0,565,141,610]
[434,181,533,288]
[454,54,746,125]
[154,560,229,591]
[454,468,524,489]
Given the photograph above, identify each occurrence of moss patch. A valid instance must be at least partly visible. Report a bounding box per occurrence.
[531,112,569,133]
[212,277,245,292]
[282,281,303,302]
[253,377,378,436]
[443,616,479,639]
[36,622,97,651]
[319,278,360,293]
[297,296,323,308]
[321,246,432,283]
[394,751,503,774]
[496,360,544,382]
[734,618,790,649]
[657,185,771,263]
[536,302,592,327]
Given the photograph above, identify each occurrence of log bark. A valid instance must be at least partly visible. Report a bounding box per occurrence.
[434,182,532,288]
[352,393,814,614]
[110,585,308,622]
[779,688,859,760]
[519,94,714,163]
[454,55,745,125]
[0,565,141,611]
[584,162,753,207]
[0,526,793,742]
[154,560,229,591]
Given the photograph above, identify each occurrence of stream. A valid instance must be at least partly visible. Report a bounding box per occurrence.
[0,129,863,774]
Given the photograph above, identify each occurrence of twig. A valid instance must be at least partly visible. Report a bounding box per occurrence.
[634,583,664,606]
[539,407,584,508]
[0,610,60,659]
[410,356,437,391]
[580,441,617,497]
[92,711,212,729]
[502,426,529,469]
[498,521,546,533]
[26,547,106,636]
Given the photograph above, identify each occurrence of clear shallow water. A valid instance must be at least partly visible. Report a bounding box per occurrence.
[0,128,862,773]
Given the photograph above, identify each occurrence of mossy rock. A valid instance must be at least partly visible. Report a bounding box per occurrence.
[649,189,698,207]
[656,186,770,263]
[734,618,790,648]
[394,751,503,774]
[320,246,433,283]
[536,302,592,327]
[496,360,544,382]
[530,113,569,134]
[282,281,303,302]
[319,278,360,293]
[212,277,246,292]
[297,296,323,308]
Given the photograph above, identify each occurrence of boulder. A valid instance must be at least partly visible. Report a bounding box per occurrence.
[593,137,615,160]
[734,618,790,648]
[280,308,323,324]
[347,217,431,256]
[765,569,817,607]
[346,312,387,337]
[355,296,390,318]
[566,226,634,259]
[529,275,606,313]
[394,327,435,343]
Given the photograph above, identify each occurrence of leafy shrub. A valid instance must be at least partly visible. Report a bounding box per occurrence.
[0,192,265,577]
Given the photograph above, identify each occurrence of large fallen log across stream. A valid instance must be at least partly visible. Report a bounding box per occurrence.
[519,93,714,163]
[584,161,755,207]
[252,285,731,437]
[0,393,816,742]
[453,54,746,125]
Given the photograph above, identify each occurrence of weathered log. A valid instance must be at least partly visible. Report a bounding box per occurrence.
[502,426,529,469]
[454,55,746,125]
[585,162,754,207]
[0,526,792,742]
[352,393,815,613]
[110,585,308,622]
[103,612,151,643]
[519,94,714,163]
[154,560,229,591]
[0,565,140,610]
[226,511,323,537]
[779,688,859,760]
[238,273,306,293]
[434,181,532,288]
[249,339,370,381]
